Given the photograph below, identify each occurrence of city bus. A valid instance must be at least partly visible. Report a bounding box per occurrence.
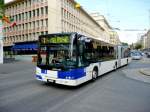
[35,32,131,86]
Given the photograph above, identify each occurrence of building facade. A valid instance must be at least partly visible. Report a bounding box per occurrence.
[109,31,121,45]
[90,13,111,43]
[140,34,147,49]
[3,0,106,54]
[145,30,150,49]
[4,0,48,47]
[90,12,121,45]
[140,30,150,50]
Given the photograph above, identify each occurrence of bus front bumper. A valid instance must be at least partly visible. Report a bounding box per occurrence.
[35,74,78,86]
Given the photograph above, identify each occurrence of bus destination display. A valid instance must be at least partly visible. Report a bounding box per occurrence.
[40,36,70,44]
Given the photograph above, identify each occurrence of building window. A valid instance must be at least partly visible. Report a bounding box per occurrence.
[33,21,35,28]
[29,0,31,6]
[29,11,32,18]
[33,10,35,17]
[19,14,21,20]
[23,24,24,30]
[25,1,27,7]
[46,19,48,26]
[37,20,39,27]
[37,9,39,16]
[41,20,43,26]
[25,23,28,29]
[41,32,44,35]
[45,6,48,14]
[41,7,44,15]
[22,13,24,20]
[26,12,28,19]
[29,22,31,29]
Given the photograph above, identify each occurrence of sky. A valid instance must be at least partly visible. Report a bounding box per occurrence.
[77,0,150,30]
[76,0,150,44]
[5,0,150,44]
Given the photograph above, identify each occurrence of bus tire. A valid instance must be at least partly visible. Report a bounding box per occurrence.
[92,68,98,81]
[127,59,128,65]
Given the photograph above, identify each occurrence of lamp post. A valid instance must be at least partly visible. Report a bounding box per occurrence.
[0,0,4,64]
[0,20,3,64]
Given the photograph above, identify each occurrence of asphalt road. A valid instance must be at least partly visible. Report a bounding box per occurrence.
[0,60,150,112]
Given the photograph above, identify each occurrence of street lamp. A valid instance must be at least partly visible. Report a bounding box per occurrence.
[0,0,4,64]
[0,20,3,64]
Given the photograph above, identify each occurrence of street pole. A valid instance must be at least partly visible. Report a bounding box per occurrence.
[0,20,3,64]
[149,9,150,28]
[0,0,4,64]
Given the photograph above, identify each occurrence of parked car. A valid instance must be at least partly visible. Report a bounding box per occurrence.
[145,52,150,58]
[131,52,142,60]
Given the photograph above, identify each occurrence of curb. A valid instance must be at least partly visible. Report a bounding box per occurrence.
[139,69,150,76]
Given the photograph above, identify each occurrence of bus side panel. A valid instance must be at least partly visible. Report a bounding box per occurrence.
[99,60,117,76]
[120,58,128,66]
[72,63,100,85]
[87,63,99,78]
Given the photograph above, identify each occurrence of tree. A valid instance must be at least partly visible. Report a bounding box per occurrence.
[121,42,128,46]
[135,43,142,50]
[0,0,4,15]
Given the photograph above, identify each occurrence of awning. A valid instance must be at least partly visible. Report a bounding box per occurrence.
[12,43,38,50]
[4,46,13,51]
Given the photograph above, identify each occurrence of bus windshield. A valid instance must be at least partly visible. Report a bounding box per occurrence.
[37,35,77,70]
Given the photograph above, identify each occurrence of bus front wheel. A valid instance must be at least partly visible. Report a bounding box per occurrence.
[92,69,98,81]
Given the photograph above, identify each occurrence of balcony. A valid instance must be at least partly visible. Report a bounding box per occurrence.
[41,2,45,7]
[39,27,43,32]
[25,8,28,11]
[44,2,48,6]
[32,29,36,32]
[36,27,40,32]
[24,19,27,23]
[31,5,36,10]
[28,29,32,33]
[17,20,21,25]
[36,3,40,9]
[40,26,48,31]
[44,15,48,18]
[21,30,24,34]
[20,8,24,13]
[23,30,28,34]
[39,15,44,20]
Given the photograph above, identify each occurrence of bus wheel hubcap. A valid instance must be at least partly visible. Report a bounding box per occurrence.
[92,71,97,79]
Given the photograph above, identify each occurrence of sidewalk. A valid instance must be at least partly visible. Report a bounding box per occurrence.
[139,68,150,76]
[138,57,150,76]
[140,57,150,63]
[123,68,150,84]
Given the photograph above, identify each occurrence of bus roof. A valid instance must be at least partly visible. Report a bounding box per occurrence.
[39,32,114,47]
[39,32,76,38]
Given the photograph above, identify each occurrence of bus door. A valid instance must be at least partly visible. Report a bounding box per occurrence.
[117,46,122,67]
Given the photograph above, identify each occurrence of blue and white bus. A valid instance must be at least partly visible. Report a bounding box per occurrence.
[35,32,131,86]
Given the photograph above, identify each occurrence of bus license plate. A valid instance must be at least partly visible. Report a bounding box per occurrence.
[47,79,54,83]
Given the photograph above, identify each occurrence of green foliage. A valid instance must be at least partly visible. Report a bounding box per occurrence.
[0,0,4,15]
[135,43,142,50]
[0,15,2,19]
[10,18,14,22]
[121,42,128,46]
